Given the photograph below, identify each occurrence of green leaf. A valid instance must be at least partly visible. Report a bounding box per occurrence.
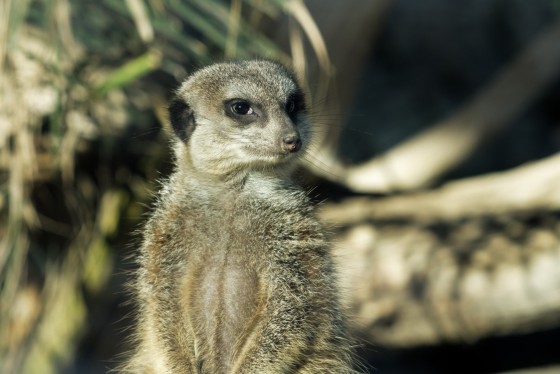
[94,50,161,96]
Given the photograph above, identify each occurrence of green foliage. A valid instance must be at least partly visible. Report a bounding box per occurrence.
[94,51,162,97]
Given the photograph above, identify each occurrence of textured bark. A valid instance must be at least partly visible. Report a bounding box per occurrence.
[332,213,560,347]
[320,156,560,347]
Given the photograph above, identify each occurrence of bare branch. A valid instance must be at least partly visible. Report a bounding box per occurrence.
[321,20,560,193]
[331,213,560,347]
[321,150,560,347]
[320,152,560,224]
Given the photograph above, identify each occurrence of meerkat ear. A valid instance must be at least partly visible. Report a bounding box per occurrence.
[168,97,196,142]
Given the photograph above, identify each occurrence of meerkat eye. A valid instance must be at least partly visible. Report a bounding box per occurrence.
[231,101,253,115]
[286,100,295,113]
[285,91,305,121]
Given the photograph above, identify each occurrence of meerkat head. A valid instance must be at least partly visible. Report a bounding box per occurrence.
[168,60,309,177]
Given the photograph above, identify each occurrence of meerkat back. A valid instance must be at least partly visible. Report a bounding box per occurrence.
[123,60,356,374]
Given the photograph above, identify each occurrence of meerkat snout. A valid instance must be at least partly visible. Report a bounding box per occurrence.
[281,131,301,153]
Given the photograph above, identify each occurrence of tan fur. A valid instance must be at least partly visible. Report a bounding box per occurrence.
[122,60,356,373]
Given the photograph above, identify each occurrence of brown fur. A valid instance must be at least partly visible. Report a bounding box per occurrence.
[122,60,356,373]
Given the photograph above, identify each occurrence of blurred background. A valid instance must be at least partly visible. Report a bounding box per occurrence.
[1,0,560,373]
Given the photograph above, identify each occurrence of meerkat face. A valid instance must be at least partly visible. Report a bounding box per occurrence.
[168,60,309,176]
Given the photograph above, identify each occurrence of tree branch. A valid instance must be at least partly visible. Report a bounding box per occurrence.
[330,212,560,347]
[314,20,560,193]
[320,152,560,224]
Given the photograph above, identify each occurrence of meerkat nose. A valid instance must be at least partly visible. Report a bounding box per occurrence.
[282,133,302,153]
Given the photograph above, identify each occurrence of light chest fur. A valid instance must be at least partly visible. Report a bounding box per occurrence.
[140,174,332,372]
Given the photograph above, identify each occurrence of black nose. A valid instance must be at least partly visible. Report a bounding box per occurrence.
[282,133,301,153]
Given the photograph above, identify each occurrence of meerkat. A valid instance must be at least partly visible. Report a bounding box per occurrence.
[123,60,356,373]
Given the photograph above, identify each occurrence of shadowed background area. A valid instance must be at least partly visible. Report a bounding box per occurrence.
[1,0,560,373]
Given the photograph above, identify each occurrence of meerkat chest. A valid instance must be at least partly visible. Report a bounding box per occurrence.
[187,254,262,343]
[182,201,269,370]
[181,190,309,365]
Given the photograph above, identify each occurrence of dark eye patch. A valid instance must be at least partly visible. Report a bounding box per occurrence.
[286,90,305,121]
[168,97,195,141]
[286,100,295,113]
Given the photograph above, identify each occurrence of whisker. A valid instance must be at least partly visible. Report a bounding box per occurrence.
[301,146,346,181]
[130,126,162,139]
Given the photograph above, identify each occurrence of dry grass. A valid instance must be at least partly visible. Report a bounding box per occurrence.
[0,0,331,372]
